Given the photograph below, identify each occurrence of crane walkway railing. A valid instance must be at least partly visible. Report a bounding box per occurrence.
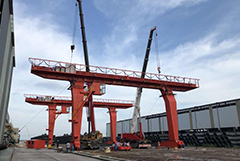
[29,58,200,87]
[24,94,134,104]
[24,94,72,101]
[93,98,134,104]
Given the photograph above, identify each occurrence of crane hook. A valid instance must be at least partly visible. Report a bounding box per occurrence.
[71,45,75,53]
[157,66,161,74]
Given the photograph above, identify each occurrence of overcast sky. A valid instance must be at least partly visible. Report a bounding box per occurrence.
[8,0,240,140]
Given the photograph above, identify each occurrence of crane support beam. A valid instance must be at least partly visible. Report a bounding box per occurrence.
[47,104,56,146]
[29,58,199,92]
[108,108,117,143]
[159,88,183,148]
[70,81,85,149]
[89,95,95,132]
[24,94,134,108]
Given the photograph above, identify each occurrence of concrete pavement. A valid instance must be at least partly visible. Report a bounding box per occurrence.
[0,148,14,161]
[11,147,101,161]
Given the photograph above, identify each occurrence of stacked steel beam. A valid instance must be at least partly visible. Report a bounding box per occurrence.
[141,127,240,147]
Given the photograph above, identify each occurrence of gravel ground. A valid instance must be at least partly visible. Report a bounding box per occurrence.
[80,146,240,161]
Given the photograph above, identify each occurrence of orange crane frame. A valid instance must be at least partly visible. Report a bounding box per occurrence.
[29,58,199,148]
[24,94,133,145]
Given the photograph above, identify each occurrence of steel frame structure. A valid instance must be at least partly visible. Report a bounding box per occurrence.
[29,58,199,148]
[24,94,133,145]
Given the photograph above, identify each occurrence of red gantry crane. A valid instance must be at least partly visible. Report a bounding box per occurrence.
[29,58,199,148]
[24,94,133,146]
[24,94,70,147]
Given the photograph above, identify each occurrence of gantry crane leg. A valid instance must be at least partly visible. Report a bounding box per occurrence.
[71,81,85,150]
[160,88,183,148]
[47,104,56,146]
[108,108,117,143]
[89,95,96,132]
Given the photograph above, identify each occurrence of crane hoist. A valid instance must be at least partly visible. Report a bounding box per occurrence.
[121,26,156,148]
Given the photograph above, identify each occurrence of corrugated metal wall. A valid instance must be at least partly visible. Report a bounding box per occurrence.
[106,99,240,137]
[0,0,15,144]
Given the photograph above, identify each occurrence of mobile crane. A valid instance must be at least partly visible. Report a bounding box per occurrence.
[121,26,156,148]
[76,0,101,149]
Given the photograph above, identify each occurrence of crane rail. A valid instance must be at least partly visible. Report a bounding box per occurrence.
[29,58,200,87]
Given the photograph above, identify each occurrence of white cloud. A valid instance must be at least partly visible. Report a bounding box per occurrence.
[92,0,208,69]
[93,0,207,19]
[9,2,81,140]
[8,0,240,140]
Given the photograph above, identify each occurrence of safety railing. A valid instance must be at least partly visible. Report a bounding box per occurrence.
[24,94,71,101]
[29,58,200,87]
[93,98,134,104]
[24,94,134,104]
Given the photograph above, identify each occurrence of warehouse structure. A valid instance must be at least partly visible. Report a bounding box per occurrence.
[106,98,240,147]
[0,0,15,145]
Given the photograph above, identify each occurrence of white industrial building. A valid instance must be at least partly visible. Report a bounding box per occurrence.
[106,98,240,137]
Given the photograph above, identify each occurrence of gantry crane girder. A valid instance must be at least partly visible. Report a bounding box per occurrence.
[24,94,133,144]
[30,58,198,91]
[29,58,199,148]
[25,94,133,108]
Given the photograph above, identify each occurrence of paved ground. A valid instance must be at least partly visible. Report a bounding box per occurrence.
[11,145,240,161]
[0,148,14,161]
[11,148,100,161]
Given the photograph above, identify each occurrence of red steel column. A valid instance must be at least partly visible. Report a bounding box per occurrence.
[108,108,117,143]
[160,88,183,148]
[48,104,56,146]
[71,81,85,150]
[89,95,96,132]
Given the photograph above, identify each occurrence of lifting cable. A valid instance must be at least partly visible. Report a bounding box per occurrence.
[175,95,205,128]
[25,126,31,139]
[154,28,161,74]
[56,84,69,96]
[19,107,46,132]
[19,83,69,133]
[147,97,160,114]
[70,2,78,63]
